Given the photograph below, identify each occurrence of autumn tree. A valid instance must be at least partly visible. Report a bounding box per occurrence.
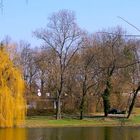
[19,41,38,94]
[76,35,101,119]
[0,45,26,128]
[34,48,54,97]
[95,28,136,117]
[126,40,140,118]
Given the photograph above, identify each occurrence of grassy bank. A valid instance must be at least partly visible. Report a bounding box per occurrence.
[25,115,140,128]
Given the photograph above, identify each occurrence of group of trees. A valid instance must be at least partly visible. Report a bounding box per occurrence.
[2,10,140,120]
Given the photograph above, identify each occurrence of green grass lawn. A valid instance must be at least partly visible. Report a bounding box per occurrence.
[24,107,140,128]
[24,115,140,128]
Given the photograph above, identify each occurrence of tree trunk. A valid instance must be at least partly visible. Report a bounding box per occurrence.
[80,109,83,120]
[80,94,86,120]
[102,93,110,117]
[80,99,84,120]
[56,96,61,119]
[41,78,44,97]
[102,81,111,117]
[127,85,140,118]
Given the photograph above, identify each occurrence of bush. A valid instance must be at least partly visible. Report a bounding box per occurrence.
[27,109,55,116]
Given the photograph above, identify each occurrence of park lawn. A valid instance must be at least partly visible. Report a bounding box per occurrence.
[24,107,140,128]
[24,115,140,128]
[133,107,140,115]
[130,115,140,123]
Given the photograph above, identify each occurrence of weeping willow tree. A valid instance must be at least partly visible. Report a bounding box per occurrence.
[0,46,26,128]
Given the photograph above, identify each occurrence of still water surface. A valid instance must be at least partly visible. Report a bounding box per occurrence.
[0,126,140,140]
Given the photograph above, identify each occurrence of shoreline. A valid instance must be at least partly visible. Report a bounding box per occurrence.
[24,124,140,128]
[24,115,140,128]
[1,115,140,128]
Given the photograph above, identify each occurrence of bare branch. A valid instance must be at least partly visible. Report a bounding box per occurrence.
[118,16,140,33]
[96,32,140,37]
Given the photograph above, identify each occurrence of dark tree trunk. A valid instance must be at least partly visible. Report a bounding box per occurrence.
[56,95,61,119]
[127,85,140,118]
[102,65,115,117]
[55,71,63,120]
[41,78,44,97]
[80,95,85,120]
[80,74,87,120]
[80,110,83,120]
[102,81,111,117]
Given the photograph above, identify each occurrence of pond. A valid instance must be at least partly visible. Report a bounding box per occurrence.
[0,126,140,140]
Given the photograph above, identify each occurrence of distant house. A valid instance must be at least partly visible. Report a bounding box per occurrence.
[26,93,64,110]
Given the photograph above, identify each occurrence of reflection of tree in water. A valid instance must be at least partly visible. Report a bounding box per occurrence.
[104,126,140,140]
[126,127,140,140]
[105,126,128,140]
[51,128,63,140]
[104,127,125,140]
[26,127,140,140]
[27,128,63,140]
[104,127,111,140]
[0,128,27,140]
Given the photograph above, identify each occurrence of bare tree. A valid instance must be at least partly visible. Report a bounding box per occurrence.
[19,41,38,94]
[76,36,100,119]
[34,10,82,119]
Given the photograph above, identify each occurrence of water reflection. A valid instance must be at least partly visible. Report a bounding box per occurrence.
[1,127,140,140]
[104,127,110,140]
[0,128,27,140]
[27,127,140,140]
[30,127,140,140]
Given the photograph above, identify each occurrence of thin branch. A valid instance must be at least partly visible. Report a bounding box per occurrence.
[41,36,61,58]
[65,40,83,69]
[65,47,79,69]
[99,60,140,70]
[63,34,80,66]
[118,60,140,69]
[96,32,140,37]
[118,16,140,33]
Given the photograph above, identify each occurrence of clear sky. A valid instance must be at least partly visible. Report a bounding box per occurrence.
[0,0,140,46]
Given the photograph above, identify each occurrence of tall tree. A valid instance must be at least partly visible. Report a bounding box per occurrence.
[35,10,82,119]
[77,36,100,119]
[126,40,140,118]
[96,28,136,117]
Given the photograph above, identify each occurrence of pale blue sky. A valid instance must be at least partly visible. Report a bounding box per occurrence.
[0,0,140,46]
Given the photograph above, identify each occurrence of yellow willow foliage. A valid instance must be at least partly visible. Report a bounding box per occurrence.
[0,47,26,128]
